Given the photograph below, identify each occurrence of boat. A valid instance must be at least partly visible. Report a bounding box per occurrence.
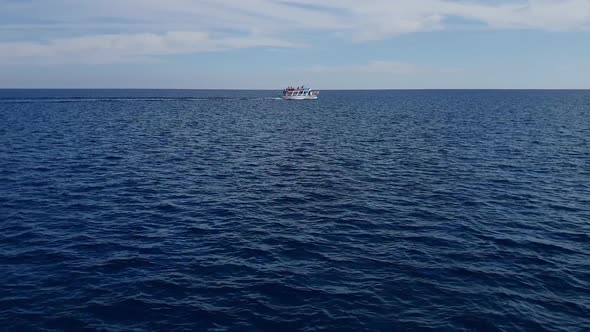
[282,86,319,100]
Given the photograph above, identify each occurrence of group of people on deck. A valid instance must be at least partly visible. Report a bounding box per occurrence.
[284,86,305,91]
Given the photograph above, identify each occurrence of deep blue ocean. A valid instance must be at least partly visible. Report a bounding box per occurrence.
[1,89,589,331]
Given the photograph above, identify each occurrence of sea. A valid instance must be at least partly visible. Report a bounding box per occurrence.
[1,89,589,331]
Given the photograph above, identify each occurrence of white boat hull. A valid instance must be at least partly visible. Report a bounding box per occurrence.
[282,95,318,100]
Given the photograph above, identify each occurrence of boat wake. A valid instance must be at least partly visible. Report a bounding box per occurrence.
[0,96,286,104]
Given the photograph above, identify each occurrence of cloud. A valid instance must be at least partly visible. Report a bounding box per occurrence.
[281,59,469,89]
[445,0,590,30]
[1,0,589,63]
[295,60,462,75]
[0,31,299,64]
[289,0,590,39]
[299,61,422,75]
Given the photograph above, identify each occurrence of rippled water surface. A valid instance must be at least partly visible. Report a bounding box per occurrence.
[1,89,589,331]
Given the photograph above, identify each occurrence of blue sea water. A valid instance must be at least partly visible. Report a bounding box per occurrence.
[1,89,589,331]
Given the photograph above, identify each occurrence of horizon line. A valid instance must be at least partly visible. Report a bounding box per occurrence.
[1,88,590,91]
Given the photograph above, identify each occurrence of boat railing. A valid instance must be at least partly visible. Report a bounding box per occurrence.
[283,89,318,96]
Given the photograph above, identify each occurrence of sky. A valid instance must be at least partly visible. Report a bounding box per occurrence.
[1,0,589,89]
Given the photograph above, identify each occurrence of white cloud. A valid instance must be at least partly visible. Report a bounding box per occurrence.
[0,31,299,64]
[296,60,461,75]
[289,0,590,39]
[279,59,470,89]
[0,0,589,63]
[301,61,419,74]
